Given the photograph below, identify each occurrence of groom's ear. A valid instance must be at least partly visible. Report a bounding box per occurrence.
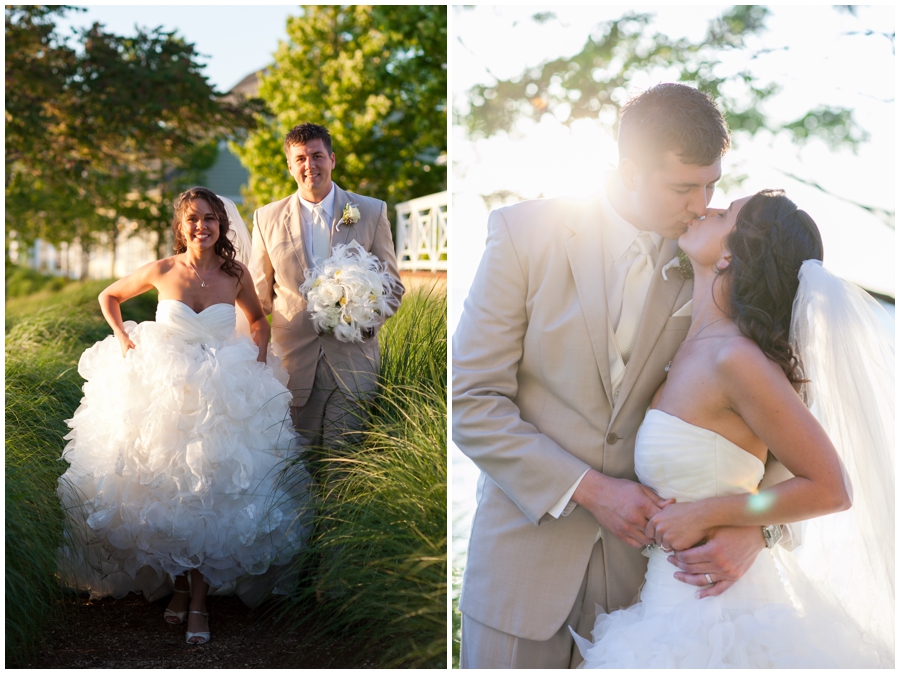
[619,157,639,191]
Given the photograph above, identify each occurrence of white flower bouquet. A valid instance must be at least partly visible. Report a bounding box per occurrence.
[299,241,396,343]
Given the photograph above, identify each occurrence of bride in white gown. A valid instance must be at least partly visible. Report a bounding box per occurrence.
[574,190,893,667]
[57,187,312,645]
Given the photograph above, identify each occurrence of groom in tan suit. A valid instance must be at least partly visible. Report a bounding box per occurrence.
[251,123,404,444]
[453,84,789,667]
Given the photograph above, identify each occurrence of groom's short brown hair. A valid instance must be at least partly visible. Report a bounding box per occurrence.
[284,122,332,155]
[618,83,730,168]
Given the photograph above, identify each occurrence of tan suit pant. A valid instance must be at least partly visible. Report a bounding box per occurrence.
[290,354,365,447]
[460,538,611,669]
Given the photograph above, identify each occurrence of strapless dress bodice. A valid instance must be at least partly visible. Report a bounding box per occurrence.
[155,299,236,343]
[635,409,765,503]
[634,410,787,610]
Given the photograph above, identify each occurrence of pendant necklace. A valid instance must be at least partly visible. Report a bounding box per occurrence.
[187,260,209,288]
[664,317,729,373]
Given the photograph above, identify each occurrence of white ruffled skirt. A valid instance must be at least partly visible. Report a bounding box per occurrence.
[574,548,887,668]
[57,320,312,599]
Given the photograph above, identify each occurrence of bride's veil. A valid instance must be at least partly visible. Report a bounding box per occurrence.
[779,259,894,663]
[218,195,254,339]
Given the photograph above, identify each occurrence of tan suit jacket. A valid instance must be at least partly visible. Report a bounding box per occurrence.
[452,195,692,641]
[251,184,404,407]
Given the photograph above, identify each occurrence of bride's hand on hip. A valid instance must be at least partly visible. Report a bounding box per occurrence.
[667,525,766,597]
[573,470,674,549]
[645,501,709,552]
[114,330,136,358]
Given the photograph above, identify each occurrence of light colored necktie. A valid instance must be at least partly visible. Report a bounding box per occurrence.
[310,203,331,262]
[615,233,655,365]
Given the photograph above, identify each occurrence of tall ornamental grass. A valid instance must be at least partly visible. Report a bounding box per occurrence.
[5,277,157,666]
[277,285,448,668]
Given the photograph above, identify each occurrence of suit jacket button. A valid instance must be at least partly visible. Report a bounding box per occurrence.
[606,433,618,445]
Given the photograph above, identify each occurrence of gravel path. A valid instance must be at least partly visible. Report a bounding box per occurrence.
[26,594,378,669]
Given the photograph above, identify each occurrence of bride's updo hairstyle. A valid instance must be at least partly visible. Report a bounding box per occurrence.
[723,189,823,387]
[172,187,243,280]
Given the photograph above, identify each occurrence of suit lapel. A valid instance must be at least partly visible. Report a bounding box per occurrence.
[565,202,615,406]
[610,238,685,420]
[330,184,354,247]
[283,193,314,273]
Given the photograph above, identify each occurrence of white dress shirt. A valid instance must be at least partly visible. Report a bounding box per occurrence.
[298,185,336,361]
[298,184,336,263]
[547,175,661,521]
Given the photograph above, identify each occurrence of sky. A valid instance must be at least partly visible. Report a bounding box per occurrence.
[449,4,896,569]
[54,5,298,92]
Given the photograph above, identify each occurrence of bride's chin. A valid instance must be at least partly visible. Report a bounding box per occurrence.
[188,240,216,252]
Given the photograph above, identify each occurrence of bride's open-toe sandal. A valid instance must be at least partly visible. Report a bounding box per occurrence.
[164,588,191,625]
[185,610,210,645]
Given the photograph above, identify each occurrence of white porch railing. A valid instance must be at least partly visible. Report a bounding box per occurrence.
[394,191,447,273]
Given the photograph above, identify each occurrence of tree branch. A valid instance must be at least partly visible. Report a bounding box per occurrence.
[777,169,895,230]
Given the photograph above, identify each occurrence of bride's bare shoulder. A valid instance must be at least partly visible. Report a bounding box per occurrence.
[714,334,791,394]
[716,334,773,369]
[139,256,180,278]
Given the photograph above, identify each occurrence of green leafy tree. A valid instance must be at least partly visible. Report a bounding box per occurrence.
[5,6,257,273]
[5,6,77,172]
[234,5,447,221]
[459,7,867,153]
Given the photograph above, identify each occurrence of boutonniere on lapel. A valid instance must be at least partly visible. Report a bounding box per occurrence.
[661,249,695,281]
[338,202,361,230]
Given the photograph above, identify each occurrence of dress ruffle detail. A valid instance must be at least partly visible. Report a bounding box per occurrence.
[58,304,311,598]
[574,563,883,668]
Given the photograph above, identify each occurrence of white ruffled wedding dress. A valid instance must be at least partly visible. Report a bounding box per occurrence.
[573,409,889,668]
[57,300,312,601]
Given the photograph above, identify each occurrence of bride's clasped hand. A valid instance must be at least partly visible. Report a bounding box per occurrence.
[643,500,714,553]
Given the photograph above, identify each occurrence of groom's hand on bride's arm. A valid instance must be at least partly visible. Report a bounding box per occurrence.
[572,469,673,548]
[667,525,765,597]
